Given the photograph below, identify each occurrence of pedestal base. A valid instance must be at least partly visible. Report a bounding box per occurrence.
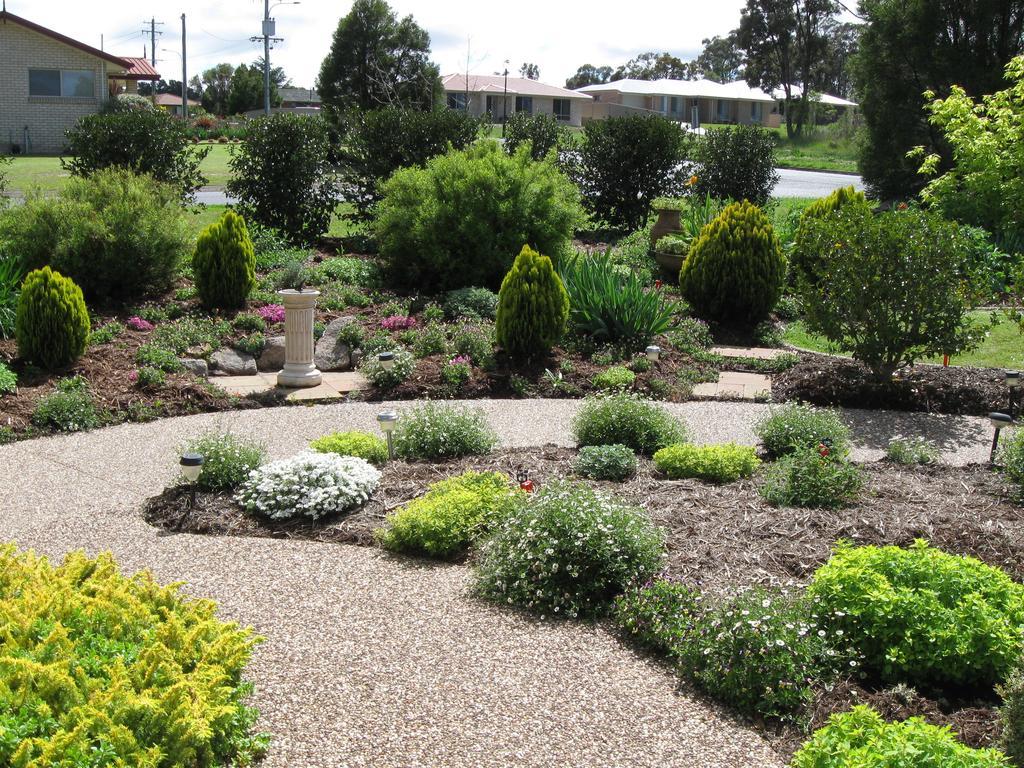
[277,363,322,388]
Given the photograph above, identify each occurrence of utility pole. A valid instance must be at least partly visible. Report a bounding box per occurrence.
[141,18,163,67]
[253,2,295,117]
[180,14,188,120]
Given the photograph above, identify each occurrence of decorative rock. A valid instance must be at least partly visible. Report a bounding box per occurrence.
[257,335,286,372]
[314,317,355,372]
[209,347,257,376]
[178,358,209,378]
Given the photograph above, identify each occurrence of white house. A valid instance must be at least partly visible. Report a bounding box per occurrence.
[441,74,592,127]
[576,78,780,127]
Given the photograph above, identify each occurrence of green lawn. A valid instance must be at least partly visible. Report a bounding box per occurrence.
[783,311,1024,369]
[4,142,234,193]
[190,204,359,240]
[699,122,859,174]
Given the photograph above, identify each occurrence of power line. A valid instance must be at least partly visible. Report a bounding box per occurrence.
[142,18,165,66]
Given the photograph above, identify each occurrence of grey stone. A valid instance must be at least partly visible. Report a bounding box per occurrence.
[257,335,286,372]
[209,347,257,376]
[178,358,209,379]
[314,317,355,372]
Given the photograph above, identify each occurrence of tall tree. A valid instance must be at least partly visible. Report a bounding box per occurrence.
[519,62,540,80]
[693,33,746,82]
[612,51,690,81]
[736,0,838,138]
[200,63,234,115]
[853,0,1024,200]
[317,0,440,114]
[820,20,860,99]
[565,64,613,90]
[226,63,282,114]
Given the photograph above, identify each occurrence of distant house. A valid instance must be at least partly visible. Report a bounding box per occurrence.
[441,74,592,128]
[576,78,780,127]
[153,93,200,118]
[0,9,160,154]
[278,86,320,109]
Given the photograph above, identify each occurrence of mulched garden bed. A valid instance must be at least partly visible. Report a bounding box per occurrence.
[774,353,1011,416]
[143,446,1023,759]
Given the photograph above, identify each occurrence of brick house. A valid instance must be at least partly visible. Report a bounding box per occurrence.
[0,9,158,154]
[441,74,592,128]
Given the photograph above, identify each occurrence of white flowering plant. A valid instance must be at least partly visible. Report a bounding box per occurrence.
[615,581,861,722]
[393,402,497,460]
[235,452,381,520]
[474,481,665,619]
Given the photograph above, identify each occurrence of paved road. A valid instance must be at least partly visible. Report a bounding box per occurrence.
[192,168,863,206]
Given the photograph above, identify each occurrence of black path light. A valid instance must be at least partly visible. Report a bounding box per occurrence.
[990,412,1014,464]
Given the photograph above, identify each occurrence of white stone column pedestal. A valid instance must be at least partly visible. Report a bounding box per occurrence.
[276,289,322,388]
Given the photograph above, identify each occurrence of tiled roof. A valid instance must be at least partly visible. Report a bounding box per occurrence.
[442,74,591,100]
[154,93,200,107]
[0,10,131,69]
[578,78,776,103]
[120,57,160,80]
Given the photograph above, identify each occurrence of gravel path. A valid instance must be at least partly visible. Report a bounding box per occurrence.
[0,400,993,767]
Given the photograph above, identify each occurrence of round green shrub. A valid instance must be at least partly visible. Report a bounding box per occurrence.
[574,444,638,482]
[1000,656,1024,765]
[377,471,522,559]
[193,210,256,310]
[393,402,497,460]
[443,286,499,320]
[808,540,1024,689]
[572,393,686,456]
[653,443,760,483]
[790,186,871,287]
[593,366,636,391]
[182,432,267,491]
[793,706,1010,768]
[0,546,265,768]
[475,481,665,619]
[760,448,863,508]
[375,142,583,293]
[310,431,389,465]
[495,245,569,360]
[2,169,191,304]
[359,347,415,390]
[16,267,89,369]
[999,427,1024,497]
[31,376,98,432]
[755,402,851,458]
[680,200,785,324]
[887,436,939,466]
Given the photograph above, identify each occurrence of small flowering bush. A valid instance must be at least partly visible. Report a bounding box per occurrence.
[593,366,636,391]
[653,443,760,483]
[886,436,939,465]
[380,315,417,331]
[136,343,184,373]
[359,347,415,389]
[760,447,863,508]
[999,428,1024,497]
[808,540,1024,689]
[135,365,166,388]
[393,402,497,460]
[31,376,99,433]
[441,355,472,389]
[126,315,155,331]
[615,581,860,722]
[574,444,638,482]
[412,322,450,358]
[255,303,285,325]
[755,403,850,459]
[236,452,380,520]
[310,430,388,465]
[572,393,687,456]
[378,471,522,559]
[793,706,1011,768]
[474,481,665,619]
[182,432,267,491]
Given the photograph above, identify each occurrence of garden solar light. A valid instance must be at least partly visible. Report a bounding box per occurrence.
[989,412,1014,463]
[179,453,204,508]
[646,345,662,362]
[1008,371,1022,389]
[377,410,399,460]
[378,351,395,372]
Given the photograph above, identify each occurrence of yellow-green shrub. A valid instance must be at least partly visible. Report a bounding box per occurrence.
[653,443,760,483]
[193,210,256,310]
[15,267,89,369]
[377,471,521,559]
[791,186,871,287]
[311,430,389,465]
[680,200,784,324]
[0,546,266,767]
[495,244,568,359]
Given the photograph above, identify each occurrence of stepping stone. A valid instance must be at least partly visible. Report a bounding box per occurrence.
[692,371,771,399]
[212,371,367,400]
[711,345,787,360]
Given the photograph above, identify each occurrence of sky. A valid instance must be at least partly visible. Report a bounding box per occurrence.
[13,0,751,89]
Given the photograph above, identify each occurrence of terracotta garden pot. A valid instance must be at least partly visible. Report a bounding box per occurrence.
[650,207,683,249]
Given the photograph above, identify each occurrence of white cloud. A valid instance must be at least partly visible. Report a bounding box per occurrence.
[19,0,748,89]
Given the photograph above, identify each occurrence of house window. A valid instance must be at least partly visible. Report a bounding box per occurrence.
[552,98,571,121]
[717,99,730,122]
[751,102,763,123]
[515,96,533,114]
[29,68,94,97]
[447,92,467,111]
[669,96,680,115]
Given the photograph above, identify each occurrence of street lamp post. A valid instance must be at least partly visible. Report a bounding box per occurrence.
[494,59,510,138]
[258,1,300,117]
